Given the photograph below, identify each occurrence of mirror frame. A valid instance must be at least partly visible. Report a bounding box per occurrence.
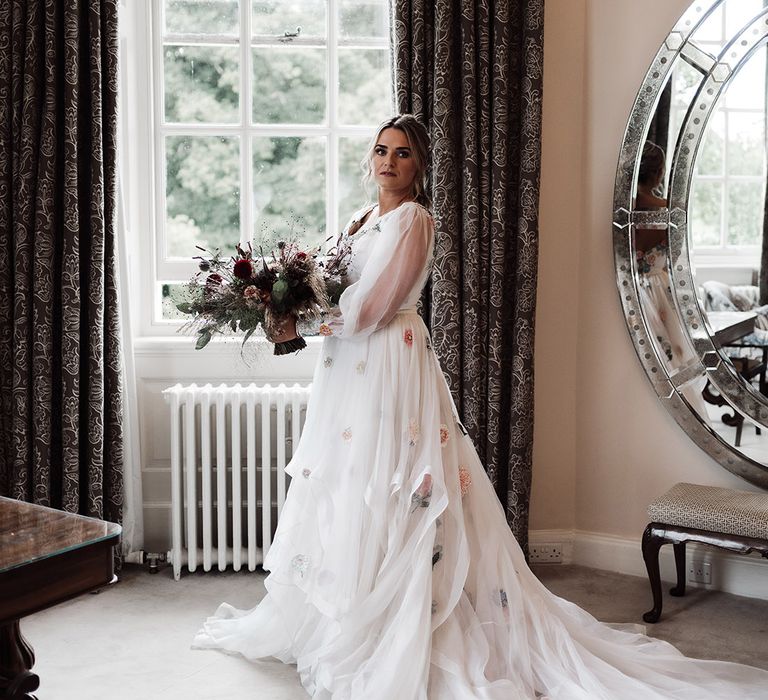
[613,0,768,488]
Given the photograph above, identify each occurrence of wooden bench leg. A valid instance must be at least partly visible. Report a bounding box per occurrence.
[670,541,686,597]
[642,524,665,623]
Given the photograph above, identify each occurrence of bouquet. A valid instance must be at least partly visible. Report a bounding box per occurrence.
[176,232,353,355]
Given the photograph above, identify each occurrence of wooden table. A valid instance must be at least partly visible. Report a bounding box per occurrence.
[703,311,764,446]
[0,497,121,699]
[707,310,757,346]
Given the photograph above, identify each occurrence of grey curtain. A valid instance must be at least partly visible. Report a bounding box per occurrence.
[0,0,123,523]
[392,0,544,549]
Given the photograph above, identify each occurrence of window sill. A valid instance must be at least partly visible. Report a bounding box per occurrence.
[133,334,324,354]
[132,335,322,382]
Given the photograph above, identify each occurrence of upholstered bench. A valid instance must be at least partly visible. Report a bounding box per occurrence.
[641,482,768,623]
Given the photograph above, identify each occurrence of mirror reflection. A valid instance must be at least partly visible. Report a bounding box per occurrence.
[632,2,768,463]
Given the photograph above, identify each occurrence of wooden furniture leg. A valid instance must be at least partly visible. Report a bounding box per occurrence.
[641,524,664,623]
[0,621,38,700]
[670,541,686,597]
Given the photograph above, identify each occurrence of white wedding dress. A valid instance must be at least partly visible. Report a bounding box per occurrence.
[194,202,768,699]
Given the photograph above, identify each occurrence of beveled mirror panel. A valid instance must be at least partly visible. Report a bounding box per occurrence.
[614,0,768,488]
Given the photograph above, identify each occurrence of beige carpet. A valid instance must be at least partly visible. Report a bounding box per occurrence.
[22,563,768,699]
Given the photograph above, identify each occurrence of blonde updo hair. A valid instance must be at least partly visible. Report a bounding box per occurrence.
[361,114,431,209]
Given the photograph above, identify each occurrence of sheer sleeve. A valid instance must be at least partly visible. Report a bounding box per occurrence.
[328,203,434,341]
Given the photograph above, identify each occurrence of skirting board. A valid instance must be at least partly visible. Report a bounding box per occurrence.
[529,528,768,602]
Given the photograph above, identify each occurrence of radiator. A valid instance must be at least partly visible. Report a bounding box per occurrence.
[163,382,311,580]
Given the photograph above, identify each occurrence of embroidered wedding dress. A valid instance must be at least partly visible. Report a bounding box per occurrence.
[194,202,768,699]
[635,241,710,418]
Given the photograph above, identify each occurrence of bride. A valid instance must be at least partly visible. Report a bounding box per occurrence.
[193,115,768,699]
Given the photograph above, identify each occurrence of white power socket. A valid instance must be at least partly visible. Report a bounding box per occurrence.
[688,559,712,584]
[529,543,563,564]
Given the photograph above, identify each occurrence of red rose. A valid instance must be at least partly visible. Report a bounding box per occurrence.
[205,273,223,287]
[296,251,307,260]
[233,259,253,280]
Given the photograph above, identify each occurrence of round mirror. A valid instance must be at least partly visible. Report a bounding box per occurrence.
[614,0,768,487]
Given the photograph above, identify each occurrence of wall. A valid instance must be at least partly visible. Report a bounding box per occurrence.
[533,0,768,597]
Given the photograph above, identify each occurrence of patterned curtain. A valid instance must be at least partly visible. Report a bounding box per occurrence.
[0,0,123,523]
[391,1,544,549]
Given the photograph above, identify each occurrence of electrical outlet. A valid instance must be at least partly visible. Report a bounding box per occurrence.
[688,559,712,584]
[529,543,563,564]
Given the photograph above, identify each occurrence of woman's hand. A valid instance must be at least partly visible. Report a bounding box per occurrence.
[270,315,299,343]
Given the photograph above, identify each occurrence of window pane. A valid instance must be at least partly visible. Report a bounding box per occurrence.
[166,136,241,257]
[338,49,391,124]
[727,181,764,246]
[164,0,239,35]
[672,61,705,113]
[690,180,722,246]
[691,5,723,44]
[724,48,766,110]
[253,48,326,124]
[695,110,724,176]
[160,282,192,320]
[728,112,764,176]
[725,0,764,37]
[339,136,371,229]
[339,0,388,39]
[164,45,240,123]
[253,137,326,248]
[252,0,325,38]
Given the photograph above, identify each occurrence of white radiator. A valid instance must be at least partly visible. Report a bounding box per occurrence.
[162,383,311,580]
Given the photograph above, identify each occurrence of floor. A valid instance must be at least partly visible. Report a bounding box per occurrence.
[23,563,768,700]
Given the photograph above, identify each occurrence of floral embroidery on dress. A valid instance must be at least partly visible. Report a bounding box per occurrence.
[439,424,450,447]
[302,468,311,479]
[458,466,472,497]
[291,554,310,578]
[410,474,432,511]
[431,600,438,615]
[342,427,352,442]
[499,589,508,609]
[635,243,666,276]
[403,328,413,347]
[356,360,366,374]
[426,337,432,352]
[407,418,420,446]
[319,323,333,336]
[432,544,443,567]
[324,356,333,368]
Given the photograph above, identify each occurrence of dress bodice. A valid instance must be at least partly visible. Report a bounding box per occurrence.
[342,203,433,313]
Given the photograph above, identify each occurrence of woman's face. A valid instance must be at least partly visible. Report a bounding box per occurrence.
[372,128,418,196]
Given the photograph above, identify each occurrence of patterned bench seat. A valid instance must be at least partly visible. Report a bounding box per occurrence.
[641,482,768,623]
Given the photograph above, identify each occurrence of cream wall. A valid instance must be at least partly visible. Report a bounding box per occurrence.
[532,0,764,542]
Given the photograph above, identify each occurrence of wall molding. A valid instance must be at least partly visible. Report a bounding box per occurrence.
[530,528,768,601]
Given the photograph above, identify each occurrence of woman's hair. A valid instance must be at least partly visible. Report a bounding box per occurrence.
[638,140,666,187]
[361,114,431,208]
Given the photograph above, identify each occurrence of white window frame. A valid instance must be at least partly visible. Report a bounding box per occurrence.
[121,0,391,337]
[672,6,767,267]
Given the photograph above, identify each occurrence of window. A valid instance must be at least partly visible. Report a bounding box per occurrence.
[137,0,391,326]
[670,1,767,258]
